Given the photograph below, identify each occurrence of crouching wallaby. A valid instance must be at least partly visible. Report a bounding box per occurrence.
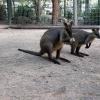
[18,21,74,65]
[66,28,100,57]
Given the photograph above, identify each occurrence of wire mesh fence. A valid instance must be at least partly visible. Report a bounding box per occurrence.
[0,0,100,25]
[77,0,100,25]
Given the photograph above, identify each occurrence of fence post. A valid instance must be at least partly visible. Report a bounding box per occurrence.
[73,0,78,26]
[7,0,12,25]
[64,0,67,17]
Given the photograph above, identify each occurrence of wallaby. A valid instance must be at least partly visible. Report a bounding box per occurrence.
[18,20,74,65]
[65,28,100,57]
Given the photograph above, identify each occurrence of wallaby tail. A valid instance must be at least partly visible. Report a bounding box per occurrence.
[18,48,61,65]
[18,48,40,56]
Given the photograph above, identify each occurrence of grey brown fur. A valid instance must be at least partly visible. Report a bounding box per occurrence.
[66,28,100,57]
[18,21,74,65]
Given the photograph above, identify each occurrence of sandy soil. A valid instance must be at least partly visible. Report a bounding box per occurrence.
[0,29,100,100]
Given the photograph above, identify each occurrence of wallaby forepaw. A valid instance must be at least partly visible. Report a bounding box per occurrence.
[85,46,89,49]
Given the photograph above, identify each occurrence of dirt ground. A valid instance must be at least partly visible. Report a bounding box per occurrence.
[0,29,100,100]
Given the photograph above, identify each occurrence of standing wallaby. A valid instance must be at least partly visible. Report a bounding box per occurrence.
[18,21,74,65]
[65,28,100,57]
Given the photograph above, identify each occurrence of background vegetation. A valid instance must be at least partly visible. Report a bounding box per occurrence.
[0,0,100,25]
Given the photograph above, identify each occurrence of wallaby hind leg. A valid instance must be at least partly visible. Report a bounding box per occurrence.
[70,43,76,54]
[70,43,82,57]
[47,51,61,65]
[75,46,89,56]
[41,43,61,65]
[56,48,70,63]
[39,49,45,56]
[75,46,84,57]
[79,52,89,56]
[85,43,91,49]
[56,48,61,59]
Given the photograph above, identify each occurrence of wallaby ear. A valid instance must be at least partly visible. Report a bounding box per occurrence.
[95,28,100,38]
[92,28,100,38]
[92,28,95,32]
[92,28,99,32]
[96,28,99,32]
[63,22,68,28]
[63,20,73,27]
[70,20,73,26]
[62,18,68,27]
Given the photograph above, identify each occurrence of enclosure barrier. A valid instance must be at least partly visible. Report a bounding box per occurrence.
[0,0,100,26]
[9,25,100,29]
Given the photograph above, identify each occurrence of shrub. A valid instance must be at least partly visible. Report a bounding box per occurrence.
[89,6,100,25]
[0,4,6,20]
[65,11,73,20]
[12,5,35,24]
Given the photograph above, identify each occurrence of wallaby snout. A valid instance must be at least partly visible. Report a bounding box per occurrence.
[63,21,73,38]
[70,37,75,43]
[92,28,100,38]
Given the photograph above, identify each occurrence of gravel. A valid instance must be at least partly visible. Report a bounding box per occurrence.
[0,29,100,100]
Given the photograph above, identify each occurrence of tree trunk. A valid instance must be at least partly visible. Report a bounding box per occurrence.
[64,0,67,17]
[12,0,15,17]
[77,0,82,16]
[51,0,59,25]
[98,0,100,6]
[7,0,12,24]
[85,0,89,14]
[33,0,41,24]
[36,0,41,23]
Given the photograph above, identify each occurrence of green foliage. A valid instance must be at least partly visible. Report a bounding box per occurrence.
[84,5,100,25]
[65,11,73,20]
[89,6,100,25]
[12,5,35,24]
[0,4,6,20]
